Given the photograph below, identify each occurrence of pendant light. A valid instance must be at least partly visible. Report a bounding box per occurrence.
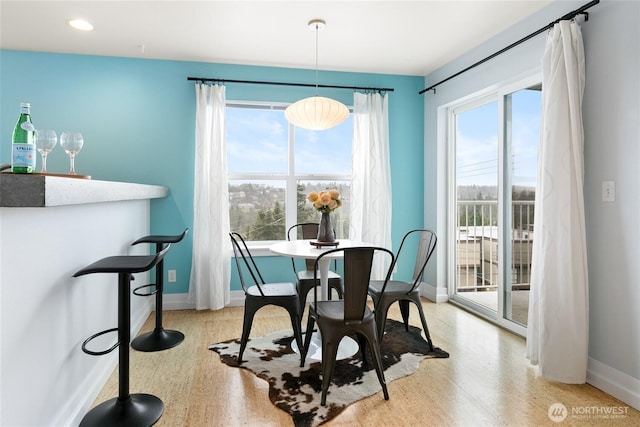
[285,19,349,131]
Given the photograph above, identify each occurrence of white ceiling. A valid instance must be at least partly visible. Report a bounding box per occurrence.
[0,1,552,76]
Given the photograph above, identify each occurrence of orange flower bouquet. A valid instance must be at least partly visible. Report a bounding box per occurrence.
[307,190,342,213]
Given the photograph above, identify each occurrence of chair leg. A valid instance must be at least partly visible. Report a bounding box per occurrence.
[320,331,340,406]
[300,315,315,367]
[239,303,258,363]
[412,297,434,352]
[374,302,390,341]
[363,328,389,401]
[356,333,369,368]
[399,300,411,332]
[286,306,304,365]
[298,286,309,313]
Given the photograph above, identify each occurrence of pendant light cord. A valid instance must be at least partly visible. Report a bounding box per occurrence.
[314,22,319,96]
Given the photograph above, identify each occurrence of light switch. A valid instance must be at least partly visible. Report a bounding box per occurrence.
[168,269,177,282]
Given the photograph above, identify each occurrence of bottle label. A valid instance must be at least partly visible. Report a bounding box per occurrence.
[12,144,36,171]
[20,122,35,132]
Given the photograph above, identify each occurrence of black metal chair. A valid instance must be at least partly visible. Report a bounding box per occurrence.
[286,223,344,310]
[229,232,303,365]
[368,229,437,351]
[73,245,171,427]
[130,228,189,352]
[301,246,394,406]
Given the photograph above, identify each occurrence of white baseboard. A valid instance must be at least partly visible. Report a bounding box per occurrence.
[161,291,246,311]
[165,286,452,309]
[420,281,449,303]
[228,290,246,307]
[587,357,640,411]
[161,292,196,310]
[61,351,119,427]
[165,286,449,310]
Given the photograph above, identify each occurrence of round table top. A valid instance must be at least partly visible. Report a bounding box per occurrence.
[269,239,371,260]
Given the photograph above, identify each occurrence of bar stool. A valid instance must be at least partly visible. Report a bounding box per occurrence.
[131,228,188,352]
[73,245,171,427]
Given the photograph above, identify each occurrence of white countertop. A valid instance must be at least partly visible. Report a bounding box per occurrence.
[0,173,168,207]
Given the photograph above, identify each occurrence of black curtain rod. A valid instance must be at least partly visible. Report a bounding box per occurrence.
[187,76,394,93]
[419,0,599,95]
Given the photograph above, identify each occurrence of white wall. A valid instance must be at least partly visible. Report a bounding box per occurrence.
[424,0,639,410]
[580,0,640,408]
[0,201,153,426]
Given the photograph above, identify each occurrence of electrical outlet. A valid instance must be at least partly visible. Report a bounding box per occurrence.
[168,269,177,282]
[602,181,615,202]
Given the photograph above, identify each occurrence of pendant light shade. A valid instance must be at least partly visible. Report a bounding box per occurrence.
[285,19,349,131]
[285,95,349,130]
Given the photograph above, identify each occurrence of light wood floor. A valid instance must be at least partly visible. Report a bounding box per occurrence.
[93,301,639,426]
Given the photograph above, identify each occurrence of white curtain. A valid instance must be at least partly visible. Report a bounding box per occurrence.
[350,92,392,279]
[188,84,231,310]
[526,20,589,383]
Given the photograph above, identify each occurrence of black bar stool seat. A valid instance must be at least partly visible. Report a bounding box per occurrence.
[74,245,170,427]
[131,228,188,352]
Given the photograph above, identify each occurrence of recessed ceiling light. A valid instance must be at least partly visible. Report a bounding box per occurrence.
[67,18,94,31]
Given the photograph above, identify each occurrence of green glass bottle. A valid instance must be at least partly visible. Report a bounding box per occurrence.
[11,102,36,173]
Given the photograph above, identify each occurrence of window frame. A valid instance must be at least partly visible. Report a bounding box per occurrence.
[443,72,541,337]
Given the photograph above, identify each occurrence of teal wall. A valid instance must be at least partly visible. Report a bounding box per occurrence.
[0,50,424,293]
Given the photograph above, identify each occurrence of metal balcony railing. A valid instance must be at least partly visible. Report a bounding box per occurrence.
[456,200,534,292]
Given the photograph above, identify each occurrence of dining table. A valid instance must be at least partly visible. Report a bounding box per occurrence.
[269,238,371,361]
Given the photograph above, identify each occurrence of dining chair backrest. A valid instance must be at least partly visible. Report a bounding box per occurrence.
[229,232,266,296]
[313,246,394,322]
[393,229,437,292]
[287,223,319,272]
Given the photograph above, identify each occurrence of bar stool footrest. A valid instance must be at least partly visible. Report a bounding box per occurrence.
[132,283,158,297]
[79,393,164,427]
[131,328,185,352]
[82,328,120,356]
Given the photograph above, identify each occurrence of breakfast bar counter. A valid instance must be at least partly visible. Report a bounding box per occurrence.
[0,173,168,426]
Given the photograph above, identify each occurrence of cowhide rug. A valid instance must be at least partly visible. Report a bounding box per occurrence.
[209,319,449,427]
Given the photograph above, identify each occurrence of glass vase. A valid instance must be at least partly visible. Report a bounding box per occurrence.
[317,212,336,242]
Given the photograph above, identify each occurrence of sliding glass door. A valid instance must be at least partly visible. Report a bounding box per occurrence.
[454,98,500,316]
[449,76,541,334]
[504,86,540,326]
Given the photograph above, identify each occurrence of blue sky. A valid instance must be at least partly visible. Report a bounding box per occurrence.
[456,88,541,188]
[226,106,352,176]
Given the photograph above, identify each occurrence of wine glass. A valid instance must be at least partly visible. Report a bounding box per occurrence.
[59,132,84,175]
[35,130,57,173]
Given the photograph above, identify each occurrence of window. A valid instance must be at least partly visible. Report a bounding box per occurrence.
[227,101,352,243]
